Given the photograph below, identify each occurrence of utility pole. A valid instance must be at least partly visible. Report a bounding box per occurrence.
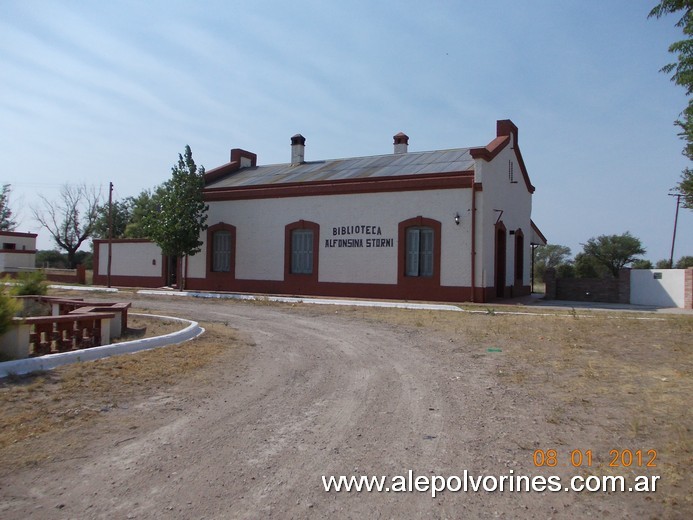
[107,182,113,288]
[668,193,682,269]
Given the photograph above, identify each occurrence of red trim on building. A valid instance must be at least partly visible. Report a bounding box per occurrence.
[93,238,158,245]
[0,231,37,239]
[0,249,36,254]
[205,172,474,202]
[469,135,510,161]
[530,219,547,245]
[470,120,535,194]
[185,277,484,304]
[230,148,257,167]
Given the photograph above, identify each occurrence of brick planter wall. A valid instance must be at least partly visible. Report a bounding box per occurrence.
[545,268,630,304]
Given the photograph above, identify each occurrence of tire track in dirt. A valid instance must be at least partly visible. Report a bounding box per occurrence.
[1,297,643,519]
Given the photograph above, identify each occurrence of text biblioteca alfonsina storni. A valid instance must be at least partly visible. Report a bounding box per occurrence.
[325,225,394,249]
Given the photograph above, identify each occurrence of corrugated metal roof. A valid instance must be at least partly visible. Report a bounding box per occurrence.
[206,148,475,189]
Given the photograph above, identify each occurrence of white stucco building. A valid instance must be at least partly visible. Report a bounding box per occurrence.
[0,231,37,275]
[94,119,546,302]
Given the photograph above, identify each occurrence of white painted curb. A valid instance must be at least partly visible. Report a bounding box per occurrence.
[137,289,463,312]
[0,313,204,378]
[48,284,119,293]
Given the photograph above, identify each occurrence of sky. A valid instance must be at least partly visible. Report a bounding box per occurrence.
[1,0,692,264]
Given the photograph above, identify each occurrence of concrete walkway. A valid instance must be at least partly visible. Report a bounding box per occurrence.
[53,284,692,315]
[505,292,693,315]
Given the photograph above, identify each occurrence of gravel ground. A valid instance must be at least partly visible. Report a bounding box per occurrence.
[0,295,687,519]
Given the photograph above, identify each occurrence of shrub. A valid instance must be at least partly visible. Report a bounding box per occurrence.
[0,291,20,336]
[11,270,48,296]
[631,259,654,269]
[555,263,575,278]
[675,256,693,269]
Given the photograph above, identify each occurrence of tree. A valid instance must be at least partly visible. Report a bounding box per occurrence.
[32,184,101,268]
[675,254,693,267]
[0,184,16,231]
[92,198,133,239]
[580,232,646,277]
[124,189,164,238]
[649,1,693,204]
[533,244,572,282]
[655,258,672,268]
[142,145,208,288]
[631,259,655,269]
[35,249,68,269]
[574,252,610,278]
[679,167,693,208]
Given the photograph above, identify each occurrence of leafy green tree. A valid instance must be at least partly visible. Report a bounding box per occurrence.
[655,258,673,268]
[92,198,134,239]
[31,183,101,269]
[533,244,572,282]
[631,259,655,269]
[675,254,693,267]
[142,145,208,288]
[574,252,610,278]
[679,168,693,208]
[124,189,164,238]
[555,263,575,279]
[580,232,646,278]
[649,1,693,204]
[0,184,16,231]
[35,250,68,268]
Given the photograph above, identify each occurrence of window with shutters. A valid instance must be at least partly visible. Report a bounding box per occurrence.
[291,229,314,274]
[206,223,236,280]
[212,230,231,272]
[398,217,441,289]
[405,226,434,277]
[284,220,319,282]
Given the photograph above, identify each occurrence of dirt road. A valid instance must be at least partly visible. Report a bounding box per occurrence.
[0,296,678,518]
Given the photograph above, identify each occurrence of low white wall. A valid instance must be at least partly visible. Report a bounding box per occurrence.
[630,269,685,308]
[0,252,36,271]
[0,313,203,378]
[97,242,163,277]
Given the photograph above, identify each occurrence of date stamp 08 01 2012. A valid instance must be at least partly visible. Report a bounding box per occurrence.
[533,449,657,468]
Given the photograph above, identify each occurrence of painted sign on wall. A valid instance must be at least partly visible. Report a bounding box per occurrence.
[324,225,394,248]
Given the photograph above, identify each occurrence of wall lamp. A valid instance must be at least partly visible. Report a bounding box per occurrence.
[454,212,460,225]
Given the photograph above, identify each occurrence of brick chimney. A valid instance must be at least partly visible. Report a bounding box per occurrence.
[291,134,305,165]
[393,132,409,154]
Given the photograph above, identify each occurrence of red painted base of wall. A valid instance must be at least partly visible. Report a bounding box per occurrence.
[92,274,166,288]
[93,274,528,305]
[184,277,520,304]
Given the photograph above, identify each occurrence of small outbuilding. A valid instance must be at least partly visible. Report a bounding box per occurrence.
[0,231,37,276]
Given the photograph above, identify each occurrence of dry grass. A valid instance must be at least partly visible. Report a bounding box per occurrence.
[328,304,692,510]
[111,314,185,343]
[0,321,246,470]
[1,296,691,512]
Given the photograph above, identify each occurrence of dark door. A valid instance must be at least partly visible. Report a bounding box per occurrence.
[166,255,178,287]
[495,228,506,298]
